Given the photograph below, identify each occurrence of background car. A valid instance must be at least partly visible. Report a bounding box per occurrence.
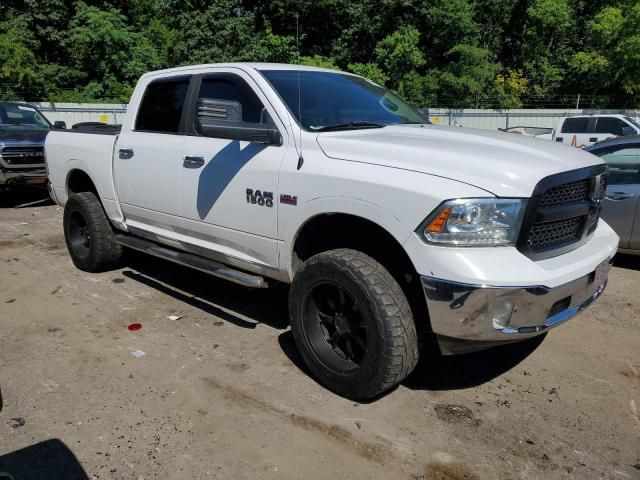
[587,135,640,254]
[0,102,65,190]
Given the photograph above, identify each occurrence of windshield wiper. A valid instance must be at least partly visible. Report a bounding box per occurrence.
[312,121,386,132]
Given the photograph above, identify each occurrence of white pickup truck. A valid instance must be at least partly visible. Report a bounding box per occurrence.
[551,114,640,147]
[46,63,619,399]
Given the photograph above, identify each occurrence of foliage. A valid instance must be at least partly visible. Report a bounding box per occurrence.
[300,55,339,69]
[347,63,389,86]
[0,14,45,101]
[1,0,639,107]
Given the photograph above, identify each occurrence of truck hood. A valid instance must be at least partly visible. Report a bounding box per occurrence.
[316,124,604,197]
[0,129,49,146]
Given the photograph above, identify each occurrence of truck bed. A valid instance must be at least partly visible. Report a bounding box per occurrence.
[46,130,121,221]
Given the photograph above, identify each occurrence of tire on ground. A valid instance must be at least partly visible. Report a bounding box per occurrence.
[63,191,123,272]
[289,248,419,400]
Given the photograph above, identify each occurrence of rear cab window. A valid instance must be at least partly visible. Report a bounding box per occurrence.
[561,117,590,134]
[135,76,190,134]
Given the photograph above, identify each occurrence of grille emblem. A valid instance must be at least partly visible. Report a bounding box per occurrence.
[590,174,604,208]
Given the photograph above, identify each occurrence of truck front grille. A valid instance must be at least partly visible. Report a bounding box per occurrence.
[537,179,589,209]
[1,147,45,166]
[527,217,583,250]
[518,166,607,260]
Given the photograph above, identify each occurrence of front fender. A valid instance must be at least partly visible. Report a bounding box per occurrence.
[279,195,410,280]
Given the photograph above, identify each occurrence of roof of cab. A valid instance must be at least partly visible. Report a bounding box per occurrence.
[140,62,345,79]
[567,113,628,119]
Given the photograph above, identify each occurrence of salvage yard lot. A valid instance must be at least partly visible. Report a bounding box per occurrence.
[0,190,638,480]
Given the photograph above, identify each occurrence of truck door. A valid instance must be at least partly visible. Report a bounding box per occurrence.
[114,75,190,233]
[593,117,628,145]
[178,71,288,269]
[597,144,640,249]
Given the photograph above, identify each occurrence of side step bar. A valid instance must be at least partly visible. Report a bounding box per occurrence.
[115,234,268,288]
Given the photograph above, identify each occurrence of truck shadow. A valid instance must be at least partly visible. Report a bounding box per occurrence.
[121,250,290,331]
[277,330,545,399]
[613,253,640,271]
[0,439,88,480]
[0,186,52,208]
[403,334,545,392]
[121,250,543,395]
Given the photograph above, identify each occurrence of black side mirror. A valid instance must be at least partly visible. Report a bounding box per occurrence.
[53,120,67,129]
[621,126,636,136]
[196,98,282,146]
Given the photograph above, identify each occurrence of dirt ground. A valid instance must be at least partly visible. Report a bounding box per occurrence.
[0,188,638,480]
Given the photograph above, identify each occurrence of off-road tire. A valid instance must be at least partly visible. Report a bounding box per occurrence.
[63,192,123,272]
[289,248,419,400]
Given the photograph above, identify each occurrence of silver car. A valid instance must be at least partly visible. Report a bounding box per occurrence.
[588,135,640,254]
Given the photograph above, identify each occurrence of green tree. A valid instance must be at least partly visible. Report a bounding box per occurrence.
[375,26,425,87]
[435,45,501,107]
[347,63,389,85]
[300,55,339,69]
[571,3,640,103]
[0,0,638,107]
[67,2,162,101]
[0,14,46,101]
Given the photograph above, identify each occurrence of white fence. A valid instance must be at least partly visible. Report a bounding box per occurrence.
[427,108,640,131]
[34,103,127,126]
[33,103,640,132]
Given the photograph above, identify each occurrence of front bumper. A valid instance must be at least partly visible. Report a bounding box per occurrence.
[0,168,47,186]
[422,257,612,354]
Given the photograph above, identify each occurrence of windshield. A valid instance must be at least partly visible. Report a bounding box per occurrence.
[260,70,427,131]
[624,116,640,130]
[0,104,51,130]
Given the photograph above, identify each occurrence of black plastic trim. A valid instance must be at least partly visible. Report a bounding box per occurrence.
[517,164,607,261]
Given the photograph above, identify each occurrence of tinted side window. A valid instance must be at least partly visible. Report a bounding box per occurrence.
[198,77,264,123]
[598,147,640,185]
[136,77,190,133]
[595,117,627,136]
[561,117,589,134]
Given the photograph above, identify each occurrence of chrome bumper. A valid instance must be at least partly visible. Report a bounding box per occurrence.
[0,168,47,186]
[422,258,612,354]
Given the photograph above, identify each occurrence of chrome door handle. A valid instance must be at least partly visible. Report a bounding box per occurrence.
[606,192,634,201]
[183,155,205,167]
[119,148,134,159]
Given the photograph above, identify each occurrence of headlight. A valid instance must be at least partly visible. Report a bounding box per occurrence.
[418,198,525,246]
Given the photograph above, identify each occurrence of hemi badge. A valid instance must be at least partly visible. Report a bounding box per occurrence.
[280,194,298,206]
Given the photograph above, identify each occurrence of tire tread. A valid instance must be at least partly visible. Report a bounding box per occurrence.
[289,248,419,399]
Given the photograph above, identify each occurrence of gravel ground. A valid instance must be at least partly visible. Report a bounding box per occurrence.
[0,188,639,480]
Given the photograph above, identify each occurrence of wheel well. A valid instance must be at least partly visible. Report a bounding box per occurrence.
[293,214,429,334]
[67,169,98,197]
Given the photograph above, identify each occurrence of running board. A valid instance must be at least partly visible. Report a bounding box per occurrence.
[115,234,268,288]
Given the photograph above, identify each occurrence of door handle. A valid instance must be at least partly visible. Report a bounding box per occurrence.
[119,148,134,159]
[183,155,205,167]
[606,192,634,201]
[589,137,598,142]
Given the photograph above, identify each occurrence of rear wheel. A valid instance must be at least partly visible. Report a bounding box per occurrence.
[63,192,122,272]
[289,249,419,400]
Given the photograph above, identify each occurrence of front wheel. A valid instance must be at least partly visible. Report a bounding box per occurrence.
[289,249,419,400]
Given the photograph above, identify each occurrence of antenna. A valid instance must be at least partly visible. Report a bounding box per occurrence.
[296,13,304,170]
